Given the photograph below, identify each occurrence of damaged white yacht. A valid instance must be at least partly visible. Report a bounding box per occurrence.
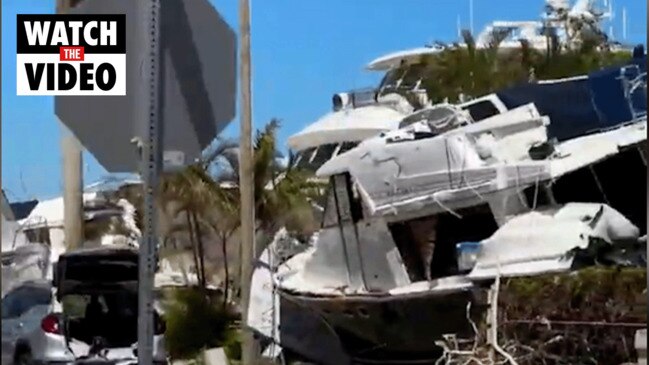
[254,52,647,364]
[288,43,524,175]
[287,44,441,172]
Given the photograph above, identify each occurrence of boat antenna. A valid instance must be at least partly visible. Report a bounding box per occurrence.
[469,0,474,35]
[608,0,613,17]
[622,6,627,40]
[608,0,614,39]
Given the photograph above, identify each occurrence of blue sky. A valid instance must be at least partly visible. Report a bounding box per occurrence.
[2,0,646,201]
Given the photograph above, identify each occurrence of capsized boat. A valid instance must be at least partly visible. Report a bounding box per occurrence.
[251,53,647,364]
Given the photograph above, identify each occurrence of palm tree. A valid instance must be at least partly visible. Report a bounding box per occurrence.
[208,120,323,283]
[207,191,239,307]
[159,165,215,290]
[157,120,322,302]
[251,120,322,236]
[420,29,521,103]
[417,25,632,105]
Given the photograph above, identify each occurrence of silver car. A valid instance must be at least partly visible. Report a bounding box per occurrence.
[1,245,167,365]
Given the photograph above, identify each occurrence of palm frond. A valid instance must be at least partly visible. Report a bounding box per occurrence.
[461,29,476,59]
[487,28,511,50]
[285,150,299,172]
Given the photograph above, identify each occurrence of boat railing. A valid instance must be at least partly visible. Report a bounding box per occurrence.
[378,80,425,96]
[629,72,647,94]
[619,66,647,120]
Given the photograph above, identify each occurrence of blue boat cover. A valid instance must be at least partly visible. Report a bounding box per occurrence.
[496,54,647,141]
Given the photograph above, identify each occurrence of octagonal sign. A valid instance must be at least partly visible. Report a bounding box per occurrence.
[55,0,236,172]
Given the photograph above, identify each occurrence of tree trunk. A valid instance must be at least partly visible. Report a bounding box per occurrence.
[191,211,207,290]
[186,212,201,288]
[221,232,230,309]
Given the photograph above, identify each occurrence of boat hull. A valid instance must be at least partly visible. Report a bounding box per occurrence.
[279,286,489,364]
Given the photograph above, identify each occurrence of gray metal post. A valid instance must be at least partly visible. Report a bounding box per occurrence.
[136,0,163,363]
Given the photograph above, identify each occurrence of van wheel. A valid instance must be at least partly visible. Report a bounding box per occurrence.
[14,349,33,365]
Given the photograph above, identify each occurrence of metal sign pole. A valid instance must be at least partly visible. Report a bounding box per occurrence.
[136,0,163,364]
[55,0,235,359]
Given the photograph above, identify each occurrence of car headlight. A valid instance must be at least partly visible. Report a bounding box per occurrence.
[456,241,481,273]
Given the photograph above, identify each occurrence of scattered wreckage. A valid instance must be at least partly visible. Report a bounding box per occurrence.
[247,53,647,364]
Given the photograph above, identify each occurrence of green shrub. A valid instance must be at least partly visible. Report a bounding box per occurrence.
[164,288,238,360]
[222,329,242,360]
[497,267,647,365]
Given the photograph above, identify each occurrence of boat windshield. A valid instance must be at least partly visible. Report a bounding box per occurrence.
[398,105,467,134]
[400,63,426,89]
[293,141,361,172]
[378,69,402,90]
[378,63,426,92]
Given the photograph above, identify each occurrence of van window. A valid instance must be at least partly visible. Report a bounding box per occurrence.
[463,100,501,121]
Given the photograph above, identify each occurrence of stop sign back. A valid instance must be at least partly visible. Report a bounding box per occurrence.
[55,0,236,172]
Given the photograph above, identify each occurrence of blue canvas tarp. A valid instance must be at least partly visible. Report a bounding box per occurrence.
[496,55,647,141]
